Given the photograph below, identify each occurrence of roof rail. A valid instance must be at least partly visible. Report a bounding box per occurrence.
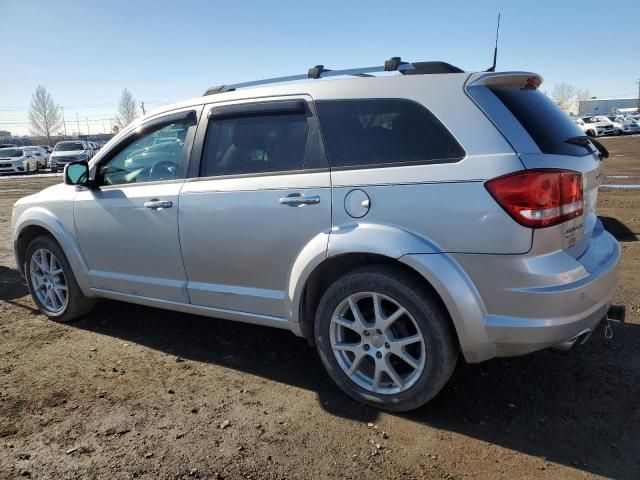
[202,57,464,96]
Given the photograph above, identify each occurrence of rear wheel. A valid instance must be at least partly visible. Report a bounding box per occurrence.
[25,235,95,322]
[314,265,458,411]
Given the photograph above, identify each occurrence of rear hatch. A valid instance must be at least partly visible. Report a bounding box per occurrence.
[466,72,604,259]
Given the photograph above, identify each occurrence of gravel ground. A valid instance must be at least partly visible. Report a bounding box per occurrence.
[0,137,639,479]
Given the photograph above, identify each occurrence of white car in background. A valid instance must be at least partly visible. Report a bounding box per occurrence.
[0,147,39,174]
[608,115,640,135]
[25,146,49,168]
[575,116,617,137]
[49,141,92,173]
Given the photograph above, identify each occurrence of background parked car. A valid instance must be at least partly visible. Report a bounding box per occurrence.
[576,116,615,136]
[573,118,607,137]
[25,146,49,169]
[0,147,39,174]
[608,115,640,135]
[585,115,623,135]
[49,141,92,173]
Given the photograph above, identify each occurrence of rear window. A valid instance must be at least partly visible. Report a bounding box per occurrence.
[0,149,23,157]
[489,87,586,156]
[316,99,464,168]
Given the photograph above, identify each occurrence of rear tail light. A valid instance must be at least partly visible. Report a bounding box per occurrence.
[485,169,583,228]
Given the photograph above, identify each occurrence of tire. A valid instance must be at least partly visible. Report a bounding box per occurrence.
[314,265,458,411]
[615,129,622,136]
[586,130,596,137]
[25,163,30,174]
[25,235,96,322]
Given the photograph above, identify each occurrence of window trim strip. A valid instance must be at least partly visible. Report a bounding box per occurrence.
[208,100,307,120]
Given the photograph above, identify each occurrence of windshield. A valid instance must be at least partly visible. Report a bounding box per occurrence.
[0,149,24,157]
[55,142,84,152]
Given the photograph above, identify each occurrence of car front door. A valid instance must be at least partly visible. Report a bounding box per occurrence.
[179,97,331,319]
[74,108,200,303]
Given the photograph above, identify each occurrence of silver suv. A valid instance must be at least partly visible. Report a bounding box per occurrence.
[11,59,621,411]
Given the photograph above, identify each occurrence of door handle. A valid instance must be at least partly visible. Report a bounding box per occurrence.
[144,199,173,209]
[279,194,321,206]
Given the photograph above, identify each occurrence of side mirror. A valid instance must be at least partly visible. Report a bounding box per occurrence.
[64,160,90,186]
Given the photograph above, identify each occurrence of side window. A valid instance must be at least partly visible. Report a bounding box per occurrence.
[99,122,191,186]
[315,99,464,168]
[200,113,309,178]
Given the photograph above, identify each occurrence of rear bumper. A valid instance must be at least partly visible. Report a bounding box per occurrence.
[452,220,620,359]
[404,219,620,363]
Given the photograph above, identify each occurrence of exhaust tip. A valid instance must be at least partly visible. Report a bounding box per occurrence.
[553,328,592,351]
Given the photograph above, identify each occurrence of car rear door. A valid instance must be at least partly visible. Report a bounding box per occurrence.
[178,96,331,318]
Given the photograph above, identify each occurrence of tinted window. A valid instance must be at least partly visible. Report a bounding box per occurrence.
[489,87,586,156]
[99,122,190,185]
[315,99,464,168]
[201,114,309,177]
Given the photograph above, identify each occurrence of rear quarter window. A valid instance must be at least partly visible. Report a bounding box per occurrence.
[315,99,464,169]
[489,87,587,157]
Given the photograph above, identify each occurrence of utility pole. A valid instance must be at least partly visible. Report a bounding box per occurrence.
[140,101,146,115]
[76,113,81,138]
[61,106,68,138]
[102,119,106,134]
[636,78,640,114]
[86,117,90,138]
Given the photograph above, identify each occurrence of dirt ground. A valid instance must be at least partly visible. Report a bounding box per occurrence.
[1,138,639,480]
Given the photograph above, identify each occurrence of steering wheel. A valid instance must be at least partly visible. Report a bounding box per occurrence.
[149,161,178,181]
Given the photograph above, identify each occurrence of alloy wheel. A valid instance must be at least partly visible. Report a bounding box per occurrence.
[329,292,426,394]
[30,248,68,313]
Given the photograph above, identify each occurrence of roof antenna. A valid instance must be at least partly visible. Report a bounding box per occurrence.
[485,13,501,72]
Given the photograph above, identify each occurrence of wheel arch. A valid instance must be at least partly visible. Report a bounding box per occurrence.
[13,209,92,295]
[297,253,462,351]
[294,248,493,363]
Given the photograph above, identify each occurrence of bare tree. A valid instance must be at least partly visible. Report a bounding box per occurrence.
[28,86,61,145]
[552,83,577,110]
[575,89,592,116]
[576,88,592,101]
[116,89,139,128]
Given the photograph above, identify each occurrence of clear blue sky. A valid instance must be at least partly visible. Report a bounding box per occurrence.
[1,0,638,136]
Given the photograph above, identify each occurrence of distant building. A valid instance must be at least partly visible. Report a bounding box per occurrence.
[0,130,11,141]
[578,98,639,116]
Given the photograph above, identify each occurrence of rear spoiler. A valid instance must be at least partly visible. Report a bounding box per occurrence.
[465,71,544,89]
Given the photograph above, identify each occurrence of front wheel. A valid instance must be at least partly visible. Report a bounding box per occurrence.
[25,235,96,322]
[314,265,458,411]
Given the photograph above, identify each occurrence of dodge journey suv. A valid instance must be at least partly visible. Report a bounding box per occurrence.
[11,58,621,411]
